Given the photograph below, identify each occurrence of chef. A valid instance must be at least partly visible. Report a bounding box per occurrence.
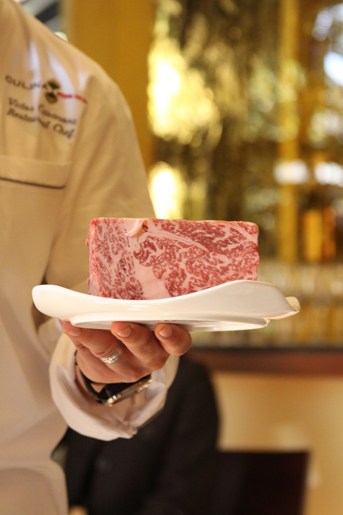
[0,1,191,513]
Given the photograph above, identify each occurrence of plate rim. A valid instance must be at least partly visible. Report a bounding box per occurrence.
[32,280,300,333]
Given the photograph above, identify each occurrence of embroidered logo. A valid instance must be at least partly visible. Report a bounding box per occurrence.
[42,78,88,104]
[4,74,86,140]
[42,79,60,103]
[5,74,88,104]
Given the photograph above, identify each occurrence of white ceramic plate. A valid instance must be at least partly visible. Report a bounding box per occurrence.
[32,280,300,332]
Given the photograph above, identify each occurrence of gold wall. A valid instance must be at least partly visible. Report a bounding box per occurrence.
[61,0,155,169]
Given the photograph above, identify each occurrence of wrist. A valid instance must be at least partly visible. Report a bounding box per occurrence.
[74,360,104,401]
[74,352,152,407]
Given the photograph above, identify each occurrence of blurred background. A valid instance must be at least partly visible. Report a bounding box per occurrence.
[21,1,343,514]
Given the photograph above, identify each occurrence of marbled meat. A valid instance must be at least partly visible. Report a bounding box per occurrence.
[87,217,259,300]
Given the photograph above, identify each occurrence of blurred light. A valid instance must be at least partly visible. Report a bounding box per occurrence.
[315,161,343,186]
[148,39,219,143]
[313,9,333,40]
[150,57,181,123]
[313,4,343,41]
[274,160,309,184]
[148,162,185,218]
[324,51,343,85]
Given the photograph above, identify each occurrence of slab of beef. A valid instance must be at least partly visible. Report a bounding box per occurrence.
[86,217,259,300]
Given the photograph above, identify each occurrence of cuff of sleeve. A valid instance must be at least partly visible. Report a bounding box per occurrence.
[49,333,178,441]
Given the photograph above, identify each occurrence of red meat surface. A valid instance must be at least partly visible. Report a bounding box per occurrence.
[87,218,259,300]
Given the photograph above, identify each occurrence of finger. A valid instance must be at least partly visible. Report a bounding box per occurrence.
[61,321,131,382]
[111,322,169,371]
[61,321,162,383]
[154,323,192,356]
[61,321,122,360]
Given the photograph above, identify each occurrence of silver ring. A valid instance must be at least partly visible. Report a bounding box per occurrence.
[99,345,122,365]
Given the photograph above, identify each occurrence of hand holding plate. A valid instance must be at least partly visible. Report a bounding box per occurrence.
[61,320,192,385]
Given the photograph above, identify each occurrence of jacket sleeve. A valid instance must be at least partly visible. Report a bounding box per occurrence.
[43,72,176,439]
[50,334,179,440]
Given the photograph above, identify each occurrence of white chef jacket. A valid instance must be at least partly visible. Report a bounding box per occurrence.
[0,1,177,513]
